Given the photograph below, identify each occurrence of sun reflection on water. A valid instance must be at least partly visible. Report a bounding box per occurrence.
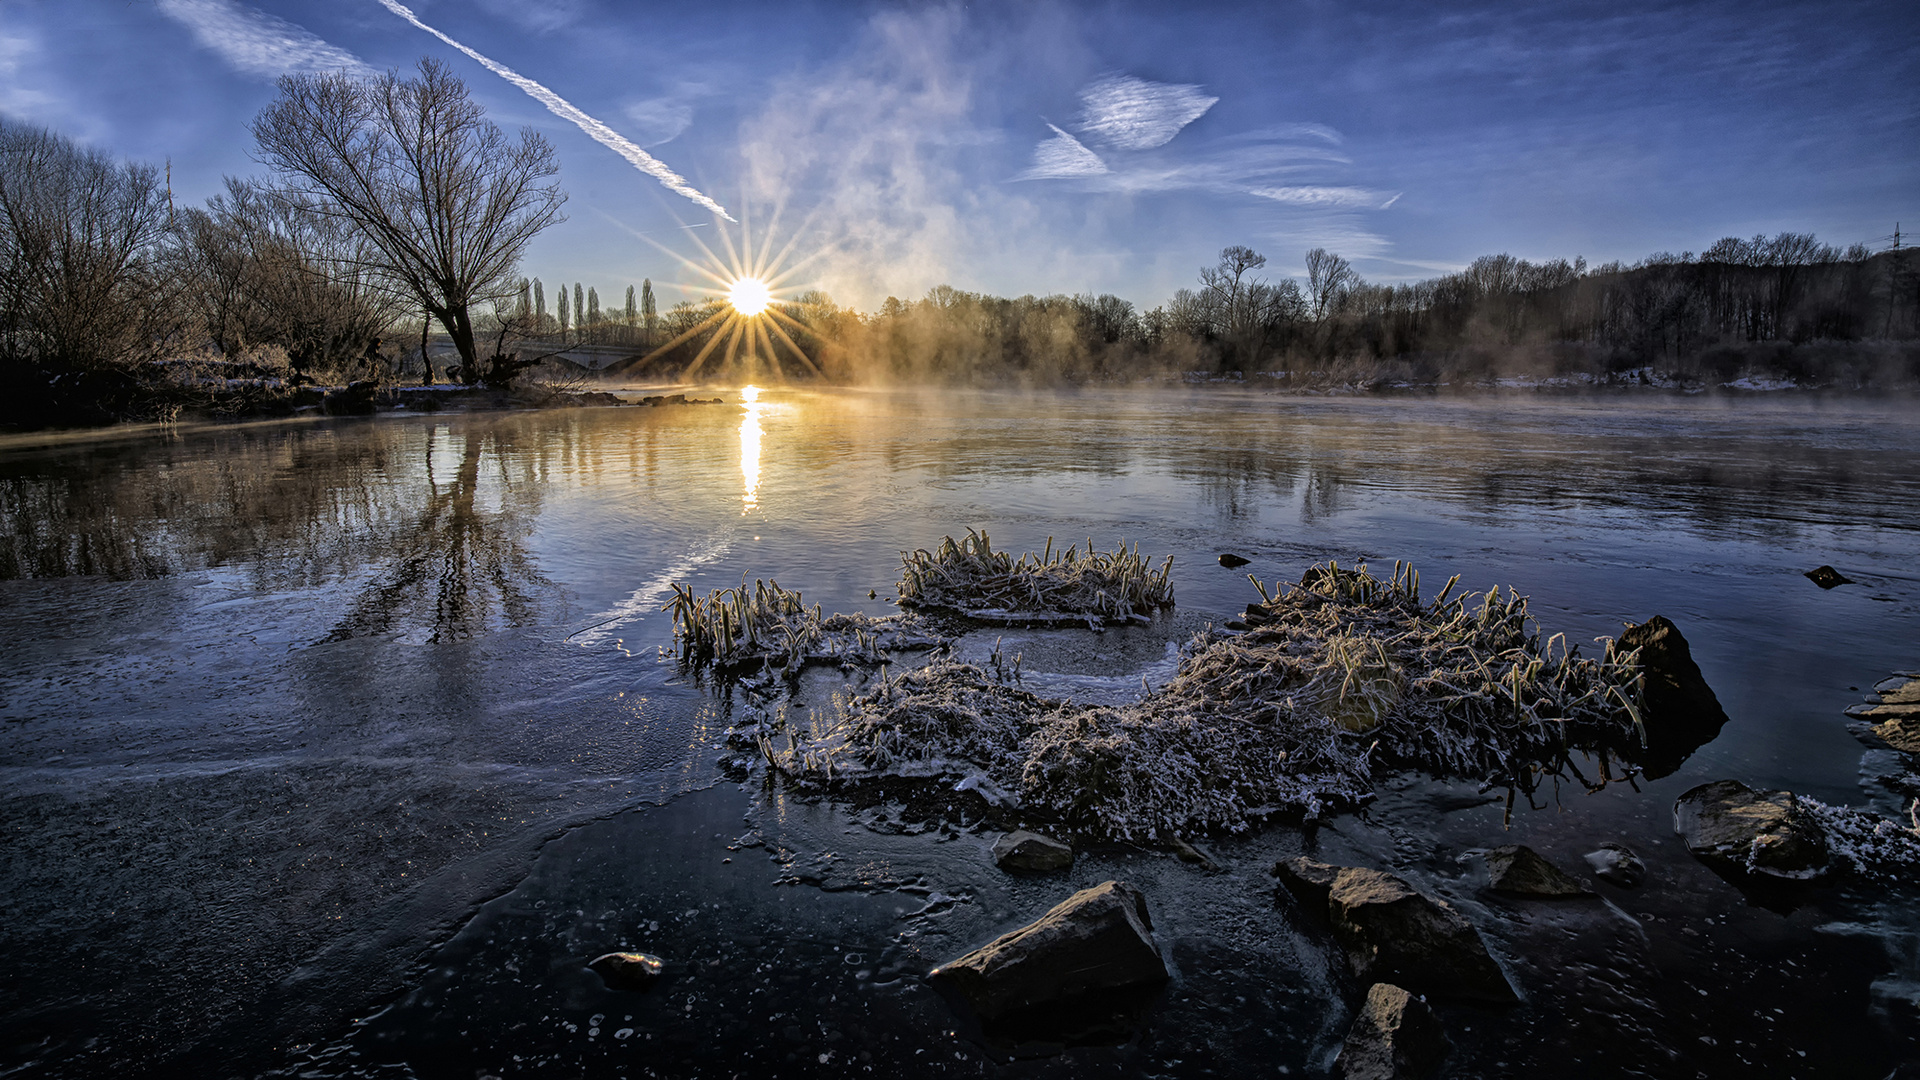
[739,385,762,513]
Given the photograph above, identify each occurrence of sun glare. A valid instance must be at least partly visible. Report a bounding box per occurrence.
[727,277,772,317]
[628,204,830,383]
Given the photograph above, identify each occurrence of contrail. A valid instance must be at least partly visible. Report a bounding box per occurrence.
[372,0,734,221]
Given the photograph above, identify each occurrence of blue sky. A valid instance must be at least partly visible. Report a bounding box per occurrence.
[2,0,1913,311]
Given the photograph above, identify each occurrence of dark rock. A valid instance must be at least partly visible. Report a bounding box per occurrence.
[1612,615,1730,778]
[1804,565,1853,589]
[992,830,1073,872]
[1218,553,1251,568]
[1484,845,1593,897]
[1673,779,1830,880]
[929,880,1167,1022]
[1582,843,1645,887]
[588,951,664,991]
[1170,836,1221,871]
[1327,868,1517,1003]
[1272,855,1343,912]
[321,379,379,416]
[1338,983,1447,1080]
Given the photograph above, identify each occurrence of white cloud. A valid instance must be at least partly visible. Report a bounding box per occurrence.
[0,31,60,121]
[621,97,695,146]
[1252,185,1401,209]
[474,0,585,34]
[1015,123,1108,180]
[156,0,374,79]
[1075,74,1217,151]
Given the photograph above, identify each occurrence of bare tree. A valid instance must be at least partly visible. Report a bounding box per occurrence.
[250,58,565,386]
[173,176,404,378]
[1199,245,1289,370]
[1304,247,1356,323]
[0,118,175,383]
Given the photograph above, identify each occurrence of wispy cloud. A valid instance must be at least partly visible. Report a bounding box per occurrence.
[622,97,695,147]
[474,0,585,35]
[1015,123,1107,180]
[372,0,733,221]
[156,0,373,79]
[1252,185,1401,209]
[1076,74,1217,151]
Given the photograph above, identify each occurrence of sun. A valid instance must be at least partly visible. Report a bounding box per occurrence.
[727,276,772,317]
[628,204,832,383]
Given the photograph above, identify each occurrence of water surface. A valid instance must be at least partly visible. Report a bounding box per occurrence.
[2,387,1916,1077]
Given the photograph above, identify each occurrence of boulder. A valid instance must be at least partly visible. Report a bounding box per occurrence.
[1847,677,1920,751]
[993,830,1074,872]
[1484,845,1593,897]
[1612,616,1729,778]
[588,951,664,991]
[1327,868,1517,1003]
[929,880,1167,1022]
[1870,715,1920,755]
[1273,855,1343,912]
[1673,779,1830,880]
[1338,983,1447,1080]
[1582,843,1646,887]
[1804,565,1853,589]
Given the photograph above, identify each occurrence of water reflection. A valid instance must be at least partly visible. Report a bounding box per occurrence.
[739,384,762,514]
[324,426,555,643]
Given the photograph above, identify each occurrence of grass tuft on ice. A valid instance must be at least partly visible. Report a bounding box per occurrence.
[664,578,940,675]
[896,529,1174,627]
[763,559,1652,840]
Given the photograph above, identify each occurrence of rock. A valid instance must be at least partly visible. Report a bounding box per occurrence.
[1170,836,1222,871]
[1582,843,1646,887]
[992,830,1074,872]
[1613,615,1729,778]
[588,951,664,991]
[1846,676,1920,746]
[1272,855,1343,912]
[321,379,379,415]
[1804,565,1853,589]
[1673,779,1830,880]
[1484,845,1593,897]
[929,880,1167,1022]
[1338,983,1447,1080]
[1218,553,1251,568]
[1327,868,1517,1003]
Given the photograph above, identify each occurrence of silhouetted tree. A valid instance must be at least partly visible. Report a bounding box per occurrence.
[250,58,565,385]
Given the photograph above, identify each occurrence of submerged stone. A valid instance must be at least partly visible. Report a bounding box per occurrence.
[1218,553,1251,568]
[1327,868,1517,1003]
[1338,983,1447,1080]
[992,830,1074,872]
[1673,779,1830,880]
[1804,565,1853,589]
[929,880,1167,1022]
[1583,842,1646,887]
[588,951,664,991]
[1272,855,1343,913]
[1614,615,1729,778]
[1484,845,1593,897]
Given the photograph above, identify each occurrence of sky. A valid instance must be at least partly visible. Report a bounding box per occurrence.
[2,0,1914,312]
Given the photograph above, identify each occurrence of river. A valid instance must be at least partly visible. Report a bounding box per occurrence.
[2,386,1916,1077]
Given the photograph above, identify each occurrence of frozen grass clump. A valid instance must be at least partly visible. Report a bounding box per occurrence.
[765,559,1652,841]
[665,579,940,675]
[897,529,1174,627]
[1800,798,1920,881]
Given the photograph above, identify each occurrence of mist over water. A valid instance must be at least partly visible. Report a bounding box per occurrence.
[2,387,1917,1076]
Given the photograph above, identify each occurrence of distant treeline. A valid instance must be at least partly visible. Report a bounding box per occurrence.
[736,240,1919,389]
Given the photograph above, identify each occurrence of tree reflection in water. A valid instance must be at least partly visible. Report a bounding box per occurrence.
[324,425,555,643]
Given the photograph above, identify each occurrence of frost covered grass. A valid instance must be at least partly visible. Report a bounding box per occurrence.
[665,579,939,675]
[755,560,1652,840]
[897,529,1174,626]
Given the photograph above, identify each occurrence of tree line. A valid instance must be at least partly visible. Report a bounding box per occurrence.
[799,240,1919,388]
[1,59,569,426]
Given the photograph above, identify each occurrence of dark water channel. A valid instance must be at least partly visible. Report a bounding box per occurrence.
[2,387,1917,1078]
